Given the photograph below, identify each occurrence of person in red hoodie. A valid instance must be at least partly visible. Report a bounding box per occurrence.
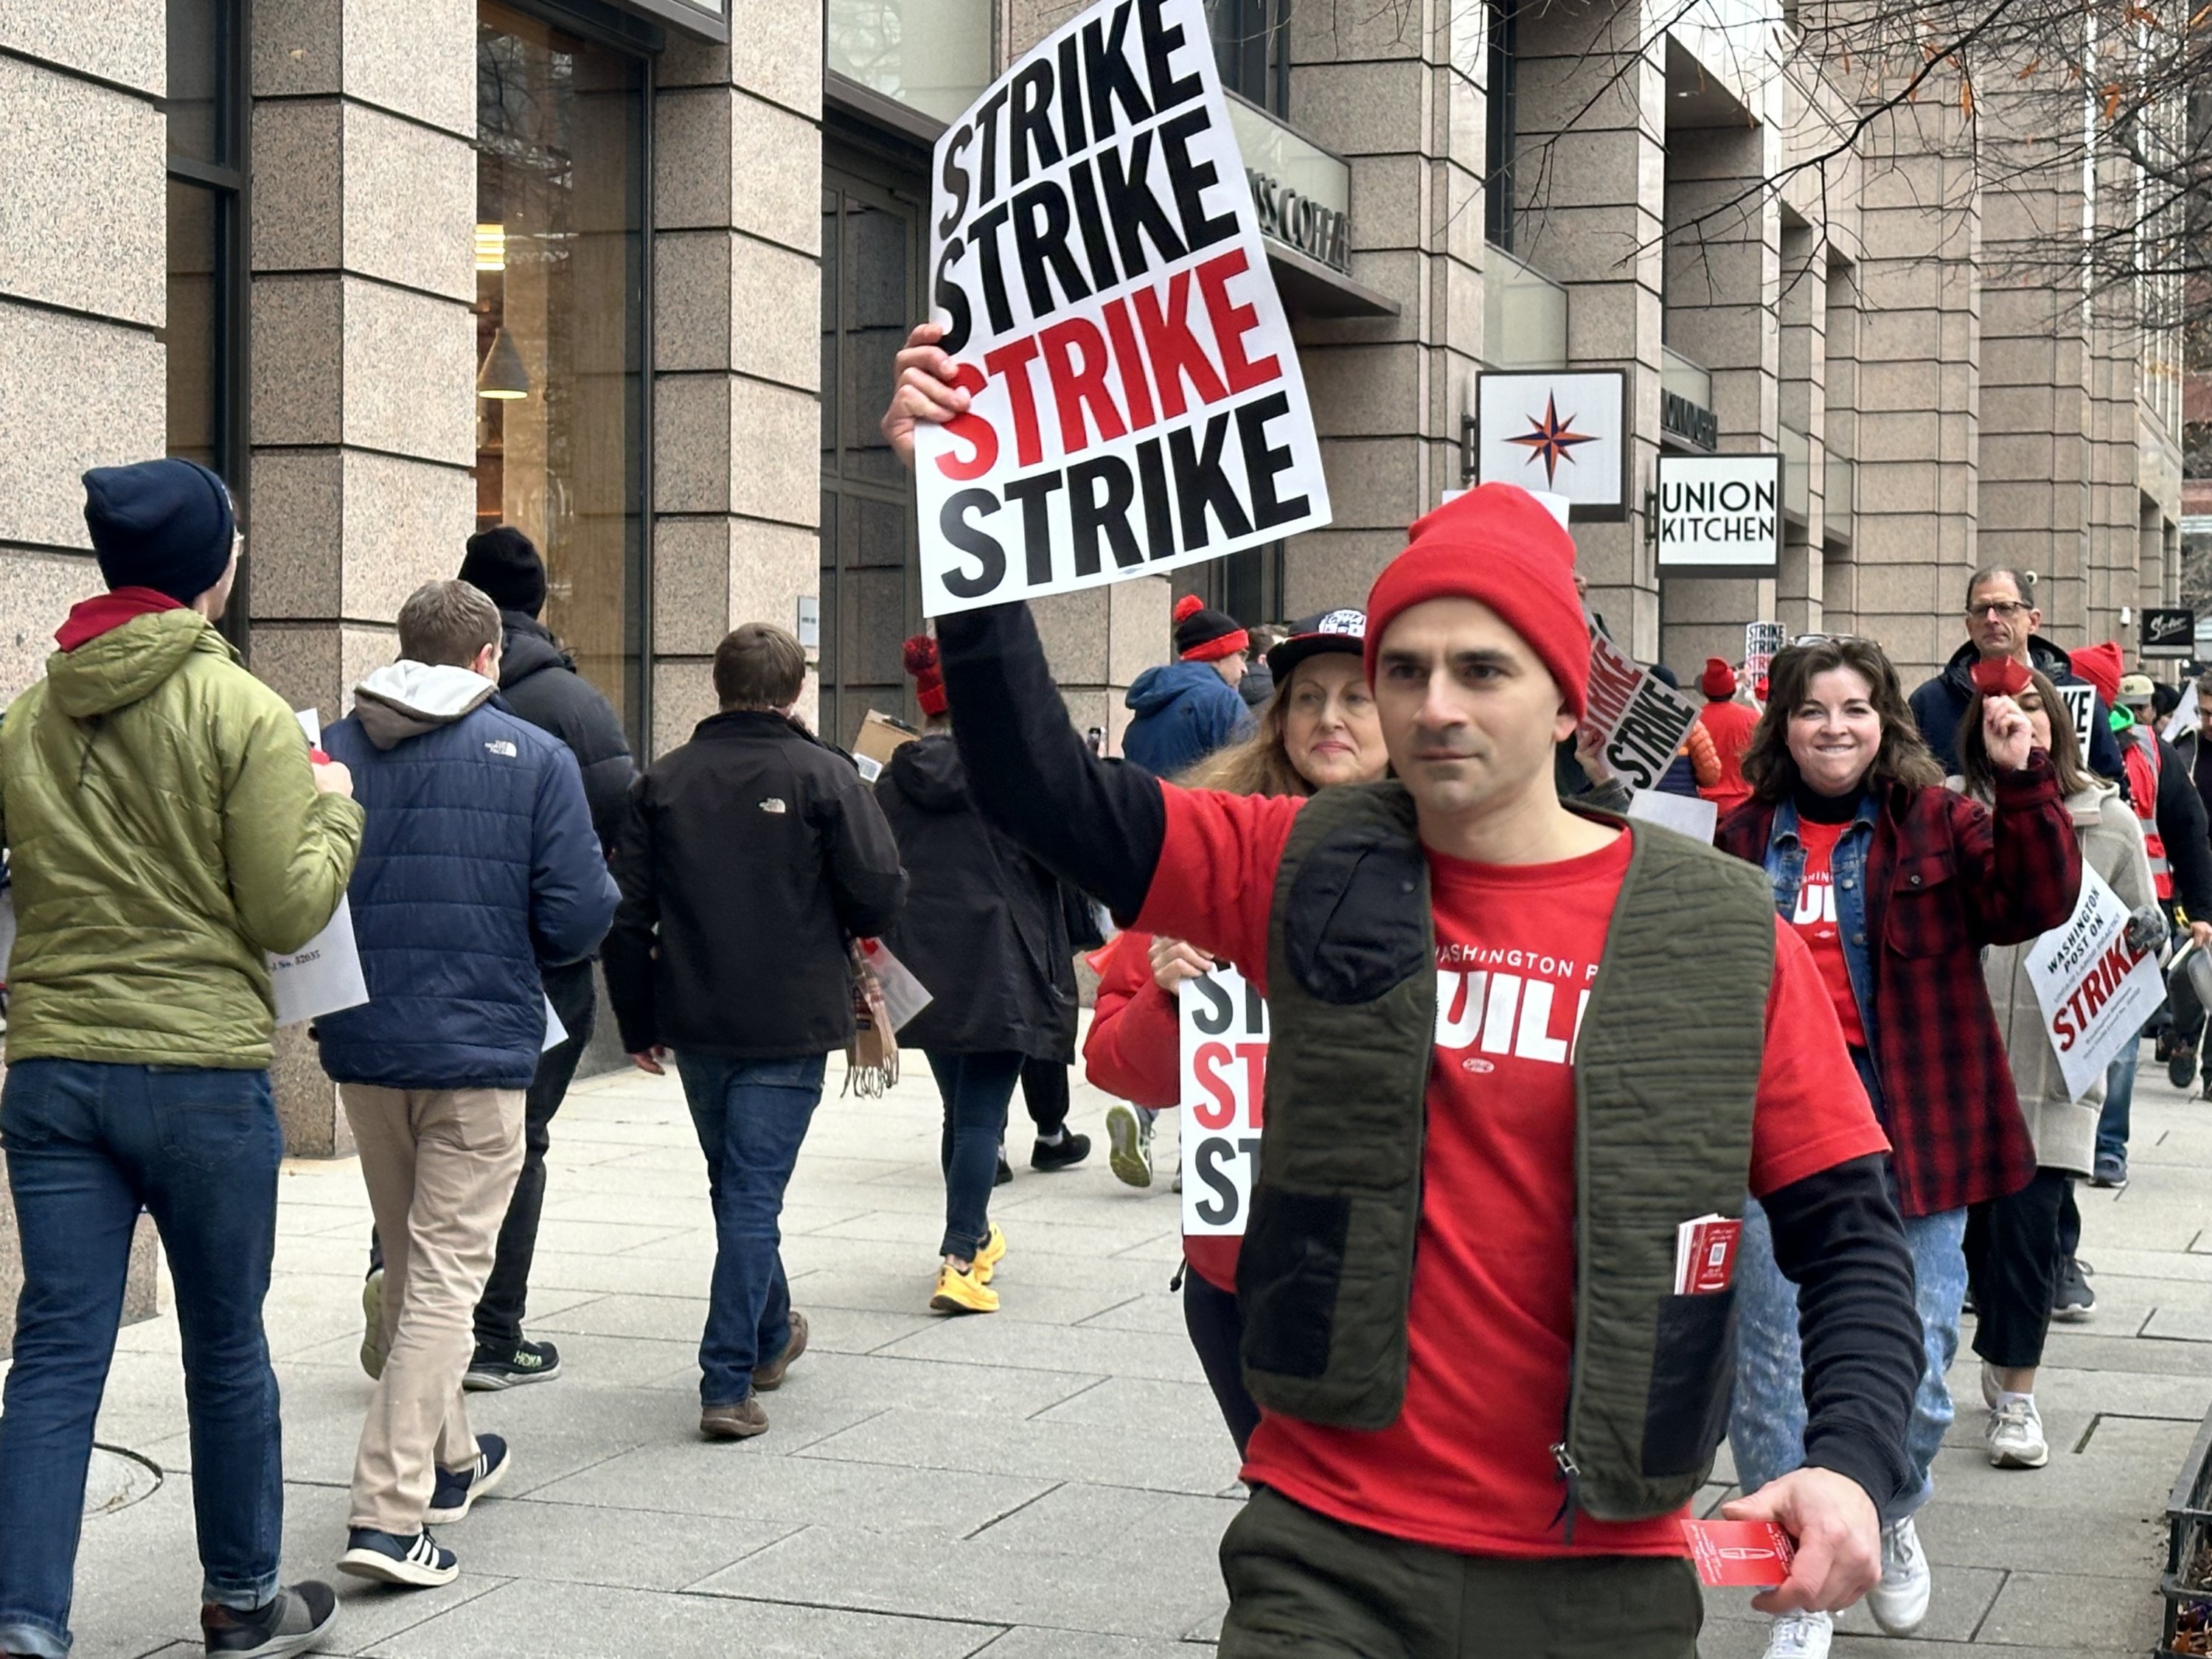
[1696,657,1759,815]
[1083,610,1387,1453]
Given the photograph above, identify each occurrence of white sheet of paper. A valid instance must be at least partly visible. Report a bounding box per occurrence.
[1627,789,1719,845]
[2023,866,2164,1101]
[2164,681,2197,745]
[542,992,566,1051]
[0,885,15,980]
[267,705,368,1026]
[1180,964,1268,1237]
[914,0,1329,616]
[268,895,369,1026]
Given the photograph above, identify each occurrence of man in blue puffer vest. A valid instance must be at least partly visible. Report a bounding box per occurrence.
[316,579,618,1592]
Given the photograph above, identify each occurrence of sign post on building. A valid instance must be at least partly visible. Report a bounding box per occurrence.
[2142,607,2194,661]
[914,0,1331,617]
[1653,453,1783,571]
[1472,371,1629,519]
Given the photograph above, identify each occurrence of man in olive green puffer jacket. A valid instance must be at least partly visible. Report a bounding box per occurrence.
[0,458,364,1659]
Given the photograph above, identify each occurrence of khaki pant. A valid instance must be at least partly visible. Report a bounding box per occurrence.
[341,1084,526,1534]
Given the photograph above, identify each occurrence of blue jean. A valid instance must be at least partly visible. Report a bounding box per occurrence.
[0,1060,285,1658]
[1729,1193,1964,1523]
[925,1050,1023,1261]
[673,1053,826,1409]
[2096,1037,2138,1166]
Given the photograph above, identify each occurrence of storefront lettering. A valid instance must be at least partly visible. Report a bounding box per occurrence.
[1245,169,1350,273]
[1660,389,1719,452]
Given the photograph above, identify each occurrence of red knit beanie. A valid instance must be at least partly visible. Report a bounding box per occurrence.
[903,634,947,717]
[1363,483,1587,721]
[1173,594,1249,663]
[1699,657,1737,699]
[2069,641,2122,709]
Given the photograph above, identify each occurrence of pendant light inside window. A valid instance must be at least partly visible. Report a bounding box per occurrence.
[476,326,529,400]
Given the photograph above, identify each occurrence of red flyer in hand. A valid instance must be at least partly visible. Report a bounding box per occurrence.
[1680,1518,1796,1587]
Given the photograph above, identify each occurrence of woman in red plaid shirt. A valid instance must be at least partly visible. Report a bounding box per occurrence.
[1714,637,2082,1659]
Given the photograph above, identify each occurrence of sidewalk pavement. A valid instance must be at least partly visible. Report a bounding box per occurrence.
[27,1040,2211,1658]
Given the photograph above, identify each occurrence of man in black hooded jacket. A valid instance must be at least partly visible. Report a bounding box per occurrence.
[361,526,640,1393]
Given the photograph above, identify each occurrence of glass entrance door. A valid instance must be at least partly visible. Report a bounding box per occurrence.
[818,157,925,748]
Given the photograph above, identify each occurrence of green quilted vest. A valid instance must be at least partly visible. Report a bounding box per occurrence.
[1239,782,1774,1523]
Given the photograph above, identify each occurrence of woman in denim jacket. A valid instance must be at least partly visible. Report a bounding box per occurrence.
[1714,636,2081,1659]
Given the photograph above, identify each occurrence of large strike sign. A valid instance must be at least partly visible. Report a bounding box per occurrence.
[1583,627,1700,792]
[1180,964,1268,1237]
[2024,867,2163,1102]
[917,0,1329,616]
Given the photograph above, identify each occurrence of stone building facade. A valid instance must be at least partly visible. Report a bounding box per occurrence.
[0,0,2188,1338]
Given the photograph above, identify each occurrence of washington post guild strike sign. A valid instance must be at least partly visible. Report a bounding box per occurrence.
[1655,454,1783,571]
[1474,371,1628,518]
[1180,965,1268,1236]
[915,0,1330,616]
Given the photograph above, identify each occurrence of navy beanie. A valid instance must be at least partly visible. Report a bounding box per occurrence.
[81,458,236,604]
[459,525,547,618]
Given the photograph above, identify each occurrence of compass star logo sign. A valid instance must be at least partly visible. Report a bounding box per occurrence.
[1505,394,1598,486]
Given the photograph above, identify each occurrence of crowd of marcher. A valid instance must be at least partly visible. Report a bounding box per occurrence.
[0,331,2194,1658]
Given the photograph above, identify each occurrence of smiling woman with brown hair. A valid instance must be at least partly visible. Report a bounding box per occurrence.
[1716,636,2081,1658]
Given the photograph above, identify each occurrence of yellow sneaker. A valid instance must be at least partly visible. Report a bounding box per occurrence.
[931,1261,1000,1315]
[973,1224,1007,1285]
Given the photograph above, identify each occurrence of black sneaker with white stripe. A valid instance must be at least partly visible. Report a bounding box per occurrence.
[424,1433,510,1524]
[465,1337,560,1391]
[201,1580,339,1656]
[337,1527,458,1588]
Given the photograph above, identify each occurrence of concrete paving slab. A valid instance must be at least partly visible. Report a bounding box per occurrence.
[797,1405,1240,1495]
[1976,1566,2167,1651]
[362,1576,1001,1658]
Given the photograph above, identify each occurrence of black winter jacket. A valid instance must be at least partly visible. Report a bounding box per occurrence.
[498,612,636,849]
[873,734,1077,1059]
[603,711,906,1058]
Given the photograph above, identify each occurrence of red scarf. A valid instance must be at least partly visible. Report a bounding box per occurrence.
[55,587,184,653]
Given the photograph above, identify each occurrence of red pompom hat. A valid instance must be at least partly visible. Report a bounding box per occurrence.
[903,633,947,717]
[1172,593,1249,663]
[1363,482,1587,721]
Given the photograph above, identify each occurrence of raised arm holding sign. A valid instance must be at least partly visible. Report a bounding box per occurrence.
[911,0,1329,614]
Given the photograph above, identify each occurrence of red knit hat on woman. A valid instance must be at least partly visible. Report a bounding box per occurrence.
[1362,483,1588,720]
[903,633,947,717]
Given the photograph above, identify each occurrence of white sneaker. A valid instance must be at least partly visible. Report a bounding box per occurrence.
[1980,1358,2001,1410]
[1105,1102,1153,1189]
[1987,1395,2050,1468]
[1867,1514,1932,1633]
[1760,1610,1832,1658]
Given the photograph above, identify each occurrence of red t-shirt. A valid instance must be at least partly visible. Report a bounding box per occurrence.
[1789,819,1868,1048]
[1136,788,1888,1559]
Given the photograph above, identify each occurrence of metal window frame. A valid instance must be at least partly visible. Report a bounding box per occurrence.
[165,0,252,655]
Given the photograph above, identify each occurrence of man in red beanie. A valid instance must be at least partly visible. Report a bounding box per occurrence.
[884,340,1920,1658]
[1695,657,1758,816]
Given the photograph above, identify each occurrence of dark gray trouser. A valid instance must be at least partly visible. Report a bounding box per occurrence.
[1217,1485,1703,1659]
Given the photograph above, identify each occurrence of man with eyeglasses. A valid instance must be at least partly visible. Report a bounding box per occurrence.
[1907,568,2126,784]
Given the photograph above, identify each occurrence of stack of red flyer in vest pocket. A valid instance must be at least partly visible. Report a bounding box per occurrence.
[1674,1212,1742,1295]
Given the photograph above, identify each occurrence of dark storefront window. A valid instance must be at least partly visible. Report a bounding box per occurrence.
[476,2,649,751]
[1485,0,1518,249]
[162,0,248,643]
[1206,0,1289,115]
[819,147,926,746]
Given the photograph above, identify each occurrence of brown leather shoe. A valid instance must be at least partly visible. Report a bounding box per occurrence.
[699,1397,768,1439]
[754,1310,809,1391]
